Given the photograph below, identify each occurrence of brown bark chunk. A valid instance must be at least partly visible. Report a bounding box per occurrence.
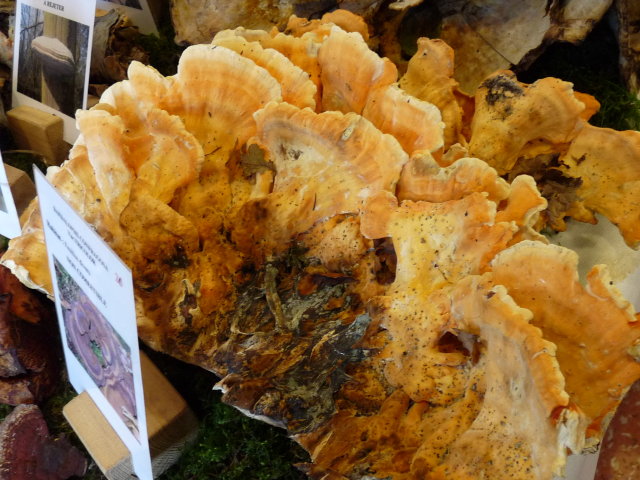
[0,404,86,480]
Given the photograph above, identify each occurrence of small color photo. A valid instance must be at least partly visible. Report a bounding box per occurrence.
[54,257,140,440]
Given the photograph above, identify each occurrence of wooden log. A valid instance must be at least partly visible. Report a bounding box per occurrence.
[63,352,198,480]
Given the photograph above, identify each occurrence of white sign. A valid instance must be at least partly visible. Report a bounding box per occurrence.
[12,0,96,144]
[35,168,152,480]
[97,0,158,35]
[561,452,600,480]
[0,155,22,239]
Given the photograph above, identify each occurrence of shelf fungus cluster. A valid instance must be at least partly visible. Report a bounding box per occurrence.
[3,10,640,480]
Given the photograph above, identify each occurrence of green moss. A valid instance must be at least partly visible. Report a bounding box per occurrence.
[586,78,640,131]
[0,403,11,422]
[163,396,308,480]
[39,376,82,437]
[138,20,186,77]
[145,350,309,480]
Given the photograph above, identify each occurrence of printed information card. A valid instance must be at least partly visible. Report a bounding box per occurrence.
[35,168,152,480]
[12,0,96,143]
[0,154,23,239]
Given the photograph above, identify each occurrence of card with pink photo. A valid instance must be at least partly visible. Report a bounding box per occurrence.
[35,168,152,480]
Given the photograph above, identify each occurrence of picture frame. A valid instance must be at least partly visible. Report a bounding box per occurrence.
[12,0,96,144]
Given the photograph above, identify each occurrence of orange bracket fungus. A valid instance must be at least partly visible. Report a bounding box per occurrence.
[3,10,640,480]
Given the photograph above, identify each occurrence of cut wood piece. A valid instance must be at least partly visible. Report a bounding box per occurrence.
[6,106,70,165]
[595,380,640,479]
[0,265,59,405]
[145,0,164,24]
[0,294,23,378]
[0,404,87,480]
[3,164,35,217]
[0,264,52,325]
[63,352,198,480]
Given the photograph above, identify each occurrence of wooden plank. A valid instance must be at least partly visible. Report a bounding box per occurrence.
[7,106,69,165]
[63,352,199,479]
[63,393,131,475]
[139,353,199,460]
[4,164,36,217]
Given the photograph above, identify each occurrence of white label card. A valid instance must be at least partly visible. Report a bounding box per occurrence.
[97,0,158,34]
[0,154,23,239]
[35,168,152,480]
[12,0,96,144]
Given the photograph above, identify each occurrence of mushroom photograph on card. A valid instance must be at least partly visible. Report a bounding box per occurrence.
[15,3,89,117]
[53,257,139,441]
